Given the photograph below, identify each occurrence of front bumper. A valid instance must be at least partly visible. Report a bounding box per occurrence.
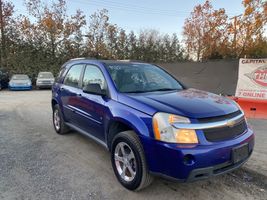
[141,128,254,182]
[36,82,53,88]
[186,152,251,182]
[9,85,32,90]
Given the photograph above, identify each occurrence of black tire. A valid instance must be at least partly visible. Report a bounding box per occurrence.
[111,131,153,191]
[52,104,70,135]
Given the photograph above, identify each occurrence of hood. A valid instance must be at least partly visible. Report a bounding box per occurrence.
[118,88,239,118]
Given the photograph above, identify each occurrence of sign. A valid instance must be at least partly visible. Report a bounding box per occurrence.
[235,58,267,99]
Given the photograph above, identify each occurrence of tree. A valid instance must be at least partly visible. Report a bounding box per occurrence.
[127,31,137,59]
[183,0,228,61]
[0,0,16,68]
[23,0,86,67]
[183,0,267,60]
[85,9,110,59]
[1,1,185,78]
[228,0,267,58]
[117,29,128,59]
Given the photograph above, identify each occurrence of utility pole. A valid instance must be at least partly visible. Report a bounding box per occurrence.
[0,0,5,67]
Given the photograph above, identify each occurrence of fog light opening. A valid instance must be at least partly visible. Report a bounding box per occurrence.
[183,154,195,166]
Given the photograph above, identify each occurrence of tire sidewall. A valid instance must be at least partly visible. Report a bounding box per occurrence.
[111,135,143,190]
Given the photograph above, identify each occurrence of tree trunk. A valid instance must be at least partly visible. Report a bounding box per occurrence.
[0,0,6,67]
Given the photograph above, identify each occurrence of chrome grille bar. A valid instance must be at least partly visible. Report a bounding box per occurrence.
[172,113,245,130]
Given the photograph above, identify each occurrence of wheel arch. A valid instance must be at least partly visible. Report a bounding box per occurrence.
[106,116,151,151]
[51,98,58,109]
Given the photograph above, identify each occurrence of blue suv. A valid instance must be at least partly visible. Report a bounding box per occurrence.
[52,59,254,190]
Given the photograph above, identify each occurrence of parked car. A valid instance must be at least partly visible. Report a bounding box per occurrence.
[51,59,254,191]
[9,74,32,90]
[0,68,9,90]
[36,71,55,89]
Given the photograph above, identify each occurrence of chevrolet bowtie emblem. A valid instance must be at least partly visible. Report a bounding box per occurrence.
[226,120,236,127]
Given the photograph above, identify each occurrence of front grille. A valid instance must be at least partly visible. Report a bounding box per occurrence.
[41,81,51,84]
[203,119,247,142]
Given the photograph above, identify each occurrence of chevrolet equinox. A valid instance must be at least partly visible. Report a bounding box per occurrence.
[51,58,254,190]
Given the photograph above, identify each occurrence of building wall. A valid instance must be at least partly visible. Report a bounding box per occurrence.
[158,60,239,96]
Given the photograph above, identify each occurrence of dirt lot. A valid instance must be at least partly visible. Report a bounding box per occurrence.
[0,90,266,200]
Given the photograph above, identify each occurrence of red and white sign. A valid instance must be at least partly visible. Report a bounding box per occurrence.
[236,58,267,100]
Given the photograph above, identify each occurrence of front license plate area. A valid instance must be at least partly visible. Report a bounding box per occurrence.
[232,144,249,164]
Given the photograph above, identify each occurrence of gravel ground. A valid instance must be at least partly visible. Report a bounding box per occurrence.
[0,90,266,200]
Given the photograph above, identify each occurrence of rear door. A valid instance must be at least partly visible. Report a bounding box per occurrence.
[77,64,108,141]
[60,64,84,125]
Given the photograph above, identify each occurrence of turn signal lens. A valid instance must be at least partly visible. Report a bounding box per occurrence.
[153,117,161,140]
[175,129,198,144]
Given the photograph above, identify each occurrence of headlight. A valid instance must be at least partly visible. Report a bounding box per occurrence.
[27,82,31,86]
[152,112,198,144]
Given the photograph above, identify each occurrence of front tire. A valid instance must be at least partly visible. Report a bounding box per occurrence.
[52,104,69,135]
[111,131,153,191]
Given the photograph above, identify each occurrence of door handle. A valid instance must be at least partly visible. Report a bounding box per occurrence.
[77,93,82,97]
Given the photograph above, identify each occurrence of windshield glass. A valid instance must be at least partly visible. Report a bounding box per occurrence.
[12,75,29,80]
[106,63,183,93]
[38,72,54,78]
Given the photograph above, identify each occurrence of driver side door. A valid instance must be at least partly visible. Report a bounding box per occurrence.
[77,64,108,141]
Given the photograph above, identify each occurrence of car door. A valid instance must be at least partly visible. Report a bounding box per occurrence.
[76,64,108,141]
[60,64,84,125]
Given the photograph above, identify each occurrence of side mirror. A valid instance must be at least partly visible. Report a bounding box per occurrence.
[83,83,106,96]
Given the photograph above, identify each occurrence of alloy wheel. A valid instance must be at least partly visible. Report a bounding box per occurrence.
[54,109,61,131]
[114,142,137,182]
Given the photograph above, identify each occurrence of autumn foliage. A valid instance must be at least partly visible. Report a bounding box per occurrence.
[0,0,184,77]
[0,0,266,77]
[183,0,267,61]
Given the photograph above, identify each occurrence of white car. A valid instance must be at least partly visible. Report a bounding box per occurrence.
[36,72,55,89]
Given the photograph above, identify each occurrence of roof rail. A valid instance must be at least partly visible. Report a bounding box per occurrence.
[116,59,145,63]
[70,57,97,61]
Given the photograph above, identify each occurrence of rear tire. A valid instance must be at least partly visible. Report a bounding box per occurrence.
[111,131,153,191]
[52,104,69,135]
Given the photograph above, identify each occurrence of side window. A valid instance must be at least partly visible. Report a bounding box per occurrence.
[82,65,106,90]
[56,67,65,82]
[64,64,84,88]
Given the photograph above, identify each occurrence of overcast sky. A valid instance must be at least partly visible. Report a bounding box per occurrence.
[12,0,248,38]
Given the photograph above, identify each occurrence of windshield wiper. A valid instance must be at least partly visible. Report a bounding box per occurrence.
[145,88,179,92]
[125,88,180,93]
[125,90,147,93]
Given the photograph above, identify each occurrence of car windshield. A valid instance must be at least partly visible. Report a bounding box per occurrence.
[38,72,54,78]
[106,63,183,93]
[12,75,29,80]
